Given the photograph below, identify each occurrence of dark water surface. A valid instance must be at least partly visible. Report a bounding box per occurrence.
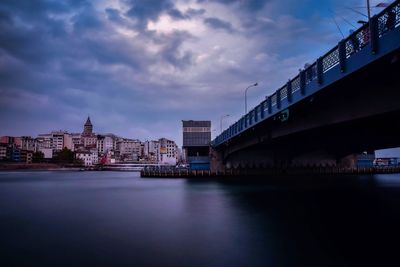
[1,171,400,267]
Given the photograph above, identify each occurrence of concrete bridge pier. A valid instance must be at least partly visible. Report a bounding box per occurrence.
[210,146,372,174]
[210,148,224,173]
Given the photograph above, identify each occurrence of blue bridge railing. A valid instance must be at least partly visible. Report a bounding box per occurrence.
[212,0,400,147]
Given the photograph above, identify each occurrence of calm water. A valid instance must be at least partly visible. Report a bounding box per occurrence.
[1,171,400,267]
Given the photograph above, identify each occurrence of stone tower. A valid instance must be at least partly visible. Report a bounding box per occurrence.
[83,116,93,135]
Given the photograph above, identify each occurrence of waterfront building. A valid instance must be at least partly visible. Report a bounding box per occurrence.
[97,135,106,154]
[143,140,160,163]
[70,133,83,151]
[37,131,69,152]
[0,144,7,161]
[5,147,31,163]
[159,138,178,165]
[117,138,142,162]
[182,120,211,170]
[21,136,36,151]
[0,136,35,162]
[75,150,98,166]
[20,150,33,164]
[140,143,145,160]
[11,147,21,162]
[36,134,52,151]
[14,137,22,149]
[63,133,74,151]
[82,135,97,148]
[97,134,115,154]
[51,131,66,151]
[374,157,399,167]
[0,136,21,148]
[0,136,9,144]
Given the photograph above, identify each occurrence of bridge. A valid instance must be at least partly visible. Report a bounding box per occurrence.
[211,1,400,172]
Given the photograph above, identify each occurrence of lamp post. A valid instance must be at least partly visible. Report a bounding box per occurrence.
[220,114,230,133]
[244,83,258,115]
[366,0,371,22]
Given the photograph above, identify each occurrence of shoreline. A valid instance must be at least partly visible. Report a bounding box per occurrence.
[0,163,82,171]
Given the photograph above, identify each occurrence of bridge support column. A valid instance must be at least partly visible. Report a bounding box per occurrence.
[339,154,358,169]
[210,148,225,172]
[291,150,337,168]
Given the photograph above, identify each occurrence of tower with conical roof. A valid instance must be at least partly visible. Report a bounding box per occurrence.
[83,116,93,135]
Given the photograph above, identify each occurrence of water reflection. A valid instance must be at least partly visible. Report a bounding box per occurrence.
[200,176,400,266]
[0,172,399,266]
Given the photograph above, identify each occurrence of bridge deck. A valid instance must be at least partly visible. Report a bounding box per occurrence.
[213,0,400,147]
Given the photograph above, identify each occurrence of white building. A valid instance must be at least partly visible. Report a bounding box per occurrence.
[51,131,65,151]
[76,151,98,166]
[97,135,105,154]
[35,131,81,155]
[63,133,74,151]
[97,135,115,154]
[36,132,64,152]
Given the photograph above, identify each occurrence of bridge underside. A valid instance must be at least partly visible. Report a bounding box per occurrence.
[212,49,400,171]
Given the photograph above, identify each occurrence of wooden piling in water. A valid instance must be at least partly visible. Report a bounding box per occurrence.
[140,167,400,178]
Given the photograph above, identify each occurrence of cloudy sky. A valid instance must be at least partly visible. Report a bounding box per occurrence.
[0,0,389,146]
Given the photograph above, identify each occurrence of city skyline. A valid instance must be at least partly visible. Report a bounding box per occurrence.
[0,116,182,166]
[0,0,389,145]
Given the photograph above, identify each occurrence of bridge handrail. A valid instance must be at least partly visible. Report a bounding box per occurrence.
[291,74,301,92]
[214,0,400,146]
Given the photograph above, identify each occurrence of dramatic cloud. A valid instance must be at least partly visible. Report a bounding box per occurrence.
[204,17,235,33]
[0,0,377,145]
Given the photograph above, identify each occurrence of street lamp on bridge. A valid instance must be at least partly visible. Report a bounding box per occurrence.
[244,83,258,115]
[220,114,230,133]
